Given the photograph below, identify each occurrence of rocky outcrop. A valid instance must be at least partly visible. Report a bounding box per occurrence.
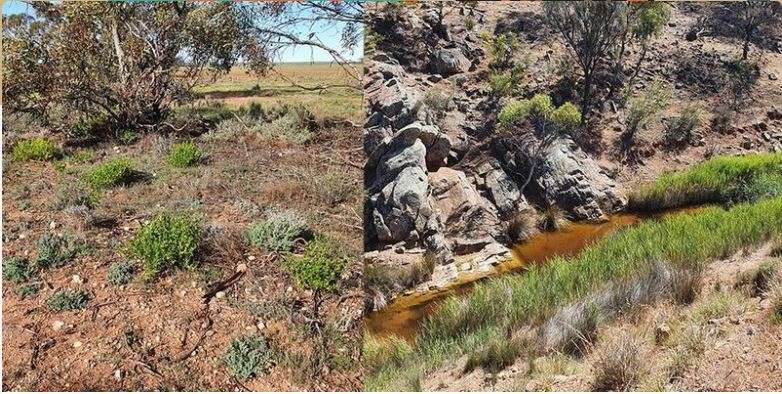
[531,139,626,221]
[495,137,626,222]
[431,47,472,76]
[428,167,502,254]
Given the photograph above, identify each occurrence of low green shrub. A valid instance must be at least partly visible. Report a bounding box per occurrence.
[257,108,313,143]
[625,81,671,140]
[107,261,135,286]
[168,141,204,168]
[421,88,453,119]
[282,236,347,292]
[127,212,202,280]
[223,335,274,379]
[498,94,580,133]
[489,64,527,97]
[3,257,35,285]
[119,130,139,145]
[35,232,81,269]
[47,290,89,311]
[247,209,307,252]
[664,105,701,148]
[12,137,62,162]
[482,32,523,71]
[84,158,136,189]
[629,153,782,211]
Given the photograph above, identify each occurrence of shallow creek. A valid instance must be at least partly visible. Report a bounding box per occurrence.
[365,208,701,340]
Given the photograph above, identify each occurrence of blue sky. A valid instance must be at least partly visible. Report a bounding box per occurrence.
[2,0,363,63]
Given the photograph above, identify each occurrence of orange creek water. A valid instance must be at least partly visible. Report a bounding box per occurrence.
[365,209,699,340]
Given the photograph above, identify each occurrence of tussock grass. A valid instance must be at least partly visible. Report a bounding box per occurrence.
[629,153,782,211]
[590,331,645,391]
[366,196,782,391]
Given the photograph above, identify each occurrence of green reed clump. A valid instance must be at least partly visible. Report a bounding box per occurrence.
[629,153,782,211]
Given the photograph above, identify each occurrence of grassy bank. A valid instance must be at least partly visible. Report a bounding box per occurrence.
[365,196,782,390]
[629,153,782,211]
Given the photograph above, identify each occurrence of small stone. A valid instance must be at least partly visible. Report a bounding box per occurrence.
[286,286,293,293]
[49,221,57,230]
[770,73,778,81]
[247,255,256,261]
[655,323,671,344]
[73,341,83,348]
[122,226,130,232]
[215,291,225,299]
[236,263,248,273]
[113,369,122,381]
[206,330,215,337]
[72,275,84,284]
[53,320,65,331]
[257,320,266,330]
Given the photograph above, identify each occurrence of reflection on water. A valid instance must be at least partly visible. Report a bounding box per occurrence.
[365,209,697,340]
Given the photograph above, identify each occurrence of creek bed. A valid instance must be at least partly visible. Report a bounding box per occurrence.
[366,208,702,340]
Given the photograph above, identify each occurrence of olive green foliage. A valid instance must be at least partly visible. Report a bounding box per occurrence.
[482,31,522,71]
[84,158,136,189]
[127,212,202,279]
[247,208,307,252]
[3,256,35,285]
[630,153,782,210]
[632,1,671,40]
[107,261,135,286]
[168,141,204,167]
[499,94,581,133]
[47,290,89,311]
[12,137,62,162]
[223,335,274,379]
[625,81,671,139]
[664,104,702,147]
[36,232,81,269]
[119,130,139,145]
[282,236,347,292]
[489,64,527,97]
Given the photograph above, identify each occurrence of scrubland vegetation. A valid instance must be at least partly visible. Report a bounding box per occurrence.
[2,1,362,390]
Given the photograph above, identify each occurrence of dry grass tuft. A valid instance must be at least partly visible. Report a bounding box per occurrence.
[590,330,645,391]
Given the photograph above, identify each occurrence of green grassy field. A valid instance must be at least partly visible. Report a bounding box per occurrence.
[194,63,362,121]
[365,154,782,391]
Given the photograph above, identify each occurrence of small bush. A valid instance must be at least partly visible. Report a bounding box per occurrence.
[363,335,413,372]
[769,275,782,323]
[54,182,95,209]
[119,130,139,145]
[483,32,523,71]
[84,158,136,189]
[12,137,62,162]
[664,105,701,148]
[128,212,202,279]
[35,232,80,269]
[282,236,347,292]
[47,290,89,311]
[590,331,644,391]
[625,81,671,140]
[550,102,581,131]
[737,261,778,297]
[498,94,580,133]
[489,64,527,97]
[507,210,537,244]
[3,257,35,284]
[168,141,204,168]
[107,261,135,286]
[247,208,307,252]
[223,335,274,379]
[262,111,312,144]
